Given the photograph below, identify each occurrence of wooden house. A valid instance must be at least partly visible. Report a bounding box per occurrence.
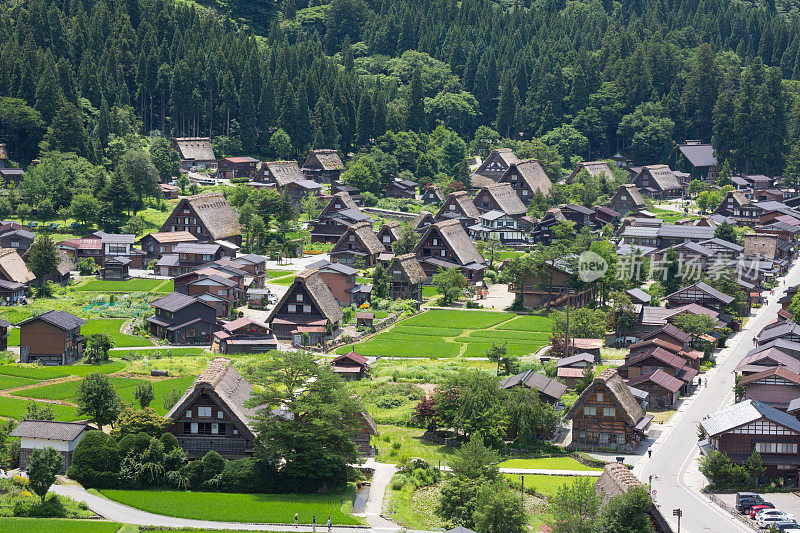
[266,268,343,342]
[376,221,402,252]
[171,137,217,170]
[159,183,180,199]
[469,148,521,190]
[11,420,88,473]
[386,178,417,198]
[217,157,259,180]
[413,211,436,232]
[307,259,371,307]
[0,144,7,168]
[355,312,374,330]
[147,292,220,344]
[473,183,527,218]
[625,369,682,407]
[530,207,568,244]
[757,321,800,346]
[138,231,198,263]
[260,160,305,187]
[421,185,444,204]
[593,463,674,532]
[498,369,567,405]
[714,191,765,225]
[310,192,372,243]
[739,367,800,410]
[0,249,34,288]
[166,357,260,458]
[676,141,718,181]
[567,161,615,184]
[18,311,86,366]
[212,317,276,354]
[329,221,384,267]
[282,179,323,205]
[435,191,481,229]
[468,210,527,243]
[632,165,683,199]
[700,399,800,486]
[100,256,130,281]
[556,353,594,388]
[174,271,238,317]
[413,219,486,282]
[330,351,369,380]
[301,149,345,183]
[0,168,25,188]
[639,324,692,350]
[161,192,241,245]
[497,159,552,203]
[0,224,35,255]
[665,281,734,312]
[331,184,365,206]
[0,281,24,307]
[565,369,653,451]
[508,260,594,309]
[155,242,230,277]
[354,410,378,455]
[388,254,427,305]
[592,206,622,228]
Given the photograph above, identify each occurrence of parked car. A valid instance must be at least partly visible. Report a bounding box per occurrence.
[774,521,800,532]
[267,293,278,305]
[757,513,793,529]
[739,497,766,514]
[750,503,776,519]
[757,510,794,521]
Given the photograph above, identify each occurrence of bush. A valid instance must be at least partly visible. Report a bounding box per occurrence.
[201,450,225,481]
[390,473,408,490]
[77,258,97,276]
[218,458,279,493]
[160,432,179,452]
[117,432,153,459]
[66,431,120,488]
[113,407,172,439]
[12,493,67,518]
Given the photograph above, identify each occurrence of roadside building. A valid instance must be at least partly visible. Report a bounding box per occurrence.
[147,292,219,344]
[330,351,370,381]
[18,311,85,366]
[266,268,343,342]
[498,369,567,405]
[12,420,89,473]
[160,192,241,245]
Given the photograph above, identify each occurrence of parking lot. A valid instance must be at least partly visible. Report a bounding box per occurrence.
[717,492,800,527]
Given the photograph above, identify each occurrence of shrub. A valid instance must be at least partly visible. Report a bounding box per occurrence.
[202,450,225,481]
[114,407,172,438]
[77,258,97,276]
[66,431,120,488]
[12,493,67,518]
[390,473,407,490]
[160,432,179,452]
[218,457,279,493]
[117,432,153,459]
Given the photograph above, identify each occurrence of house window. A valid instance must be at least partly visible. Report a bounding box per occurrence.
[218,290,226,296]
[383,236,391,243]
[202,254,212,261]
[440,250,446,257]
[303,305,311,313]
[603,407,616,417]
[297,294,304,302]
[183,422,190,433]
[186,409,192,418]
[449,204,455,210]
[211,423,219,434]
[198,406,211,417]
[288,304,296,313]
[598,433,609,444]
[218,411,224,419]
[191,422,198,433]
[522,189,528,196]
[617,434,626,444]
[233,429,239,435]
[432,238,438,245]
[756,442,799,454]
[584,406,596,416]
[10,241,19,248]
[596,392,604,402]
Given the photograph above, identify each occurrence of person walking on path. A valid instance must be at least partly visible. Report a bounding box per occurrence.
[327,515,332,532]
[312,515,316,532]
[295,513,299,528]
[648,448,652,458]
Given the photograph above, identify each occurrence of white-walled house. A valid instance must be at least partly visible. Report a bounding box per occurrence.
[11,420,89,473]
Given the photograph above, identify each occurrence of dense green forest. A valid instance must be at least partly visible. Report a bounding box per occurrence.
[2,0,800,178]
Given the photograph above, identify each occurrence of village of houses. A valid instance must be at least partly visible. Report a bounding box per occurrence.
[3,137,800,532]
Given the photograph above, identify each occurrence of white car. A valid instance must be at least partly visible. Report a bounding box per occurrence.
[757,513,793,529]
[757,509,793,520]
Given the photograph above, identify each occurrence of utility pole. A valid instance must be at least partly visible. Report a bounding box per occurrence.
[673,508,682,533]
[564,305,571,358]
[520,474,524,501]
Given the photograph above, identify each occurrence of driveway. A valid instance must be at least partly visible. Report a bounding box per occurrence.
[636,259,800,533]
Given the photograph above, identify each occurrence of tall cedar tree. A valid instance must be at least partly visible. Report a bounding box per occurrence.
[27,235,59,286]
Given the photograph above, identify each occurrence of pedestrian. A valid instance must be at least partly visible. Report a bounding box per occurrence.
[313,515,316,532]
[327,515,332,532]
[295,513,299,528]
[648,447,652,458]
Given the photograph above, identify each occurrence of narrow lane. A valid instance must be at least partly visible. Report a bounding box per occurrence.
[638,263,800,533]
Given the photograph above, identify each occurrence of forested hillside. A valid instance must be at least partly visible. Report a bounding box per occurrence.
[1,0,800,177]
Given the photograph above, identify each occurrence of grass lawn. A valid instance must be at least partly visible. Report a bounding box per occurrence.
[265,269,294,278]
[119,375,196,415]
[649,408,678,424]
[5,328,17,347]
[504,474,592,497]
[76,279,165,292]
[0,395,80,421]
[15,376,147,401]
[0,518,123,533]
[111,347,208,357]
[373,425,455,464]
[82,319,154,347]
[421,286,437,298]
[0,374,39,390]
[498,457,602,471]
[0,361,125,380]
[336,335,461,358]
[385,485,444,530]
[99,489,362,524]
[268,274,297,286]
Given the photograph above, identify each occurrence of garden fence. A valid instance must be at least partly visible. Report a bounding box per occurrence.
[706,493,759,531]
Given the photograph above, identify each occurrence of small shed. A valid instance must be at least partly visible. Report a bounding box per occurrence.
[11,420,89,473]
[331,351,370,380]
[355,312,375,330]
[569,338,603,362]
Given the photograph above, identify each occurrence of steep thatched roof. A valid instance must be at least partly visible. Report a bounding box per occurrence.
[390,253,428,284]
[165,193,241,241]
[477,183,527,216]
[265,161,305,187]
[0,249,34,284]
[333,221,385,256]
[304,149,344,171]
[569,161,615,183]
[640,165,681,192]
[565,368,645,427]
[436,191,480,221]
[268,268,343,324]
[503,159,552,196]
[418,219,484,266]
[173,137,216,161]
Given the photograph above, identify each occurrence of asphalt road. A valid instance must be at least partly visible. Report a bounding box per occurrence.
[637,261,800,533]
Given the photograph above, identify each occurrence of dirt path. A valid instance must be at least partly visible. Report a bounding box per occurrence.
[0,374,82,406]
